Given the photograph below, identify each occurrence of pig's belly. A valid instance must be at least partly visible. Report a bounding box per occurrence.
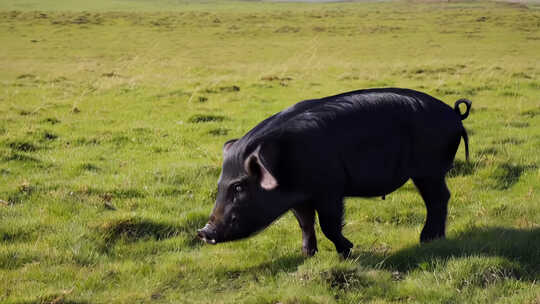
[340,134,411,197]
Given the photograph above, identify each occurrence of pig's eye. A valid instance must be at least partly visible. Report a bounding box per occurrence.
[231,183,244,203]
[233,184,243,194]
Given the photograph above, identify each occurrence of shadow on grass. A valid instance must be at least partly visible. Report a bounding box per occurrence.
[97,213,208,250]
[489,162,537,190]
[448,159,481,177]
[100,217,179,244]
[492,138,525,145]
[0,183,35,205]
[353,227,540,281]
[72,186,146,200]
[217,254,306,280]
[475,147,499,156]
[2,152,41,163]
[188,114,226,123]
[521,107,540,118]
[247,254,306,274]
[0,227,35,243]
[7,140,39,152]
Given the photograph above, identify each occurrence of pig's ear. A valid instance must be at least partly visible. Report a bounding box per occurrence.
[245,144,278,190]
[223,139,238,154]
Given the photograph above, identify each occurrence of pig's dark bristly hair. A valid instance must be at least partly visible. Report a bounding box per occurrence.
[237,88,461,159]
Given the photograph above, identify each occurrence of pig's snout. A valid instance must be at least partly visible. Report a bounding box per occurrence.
[197,223,218,245]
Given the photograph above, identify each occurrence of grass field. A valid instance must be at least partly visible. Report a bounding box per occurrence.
[0,0,539,303]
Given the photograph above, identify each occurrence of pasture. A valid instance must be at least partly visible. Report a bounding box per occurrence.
[0,0,539,303]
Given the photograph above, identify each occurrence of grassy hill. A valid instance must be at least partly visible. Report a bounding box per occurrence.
[0,1,539,303]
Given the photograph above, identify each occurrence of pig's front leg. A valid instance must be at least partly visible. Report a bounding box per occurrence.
[292,204,318,256]
[316,196,353,258]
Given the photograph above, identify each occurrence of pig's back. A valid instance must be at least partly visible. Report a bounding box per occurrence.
[239,88,463,195]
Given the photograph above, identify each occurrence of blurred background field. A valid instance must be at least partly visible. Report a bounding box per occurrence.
[0,0,539,303]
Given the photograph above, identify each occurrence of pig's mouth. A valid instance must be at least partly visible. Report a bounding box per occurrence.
[199,235,217,245]
[197,223,218,245]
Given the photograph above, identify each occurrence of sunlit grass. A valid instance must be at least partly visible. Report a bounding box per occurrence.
[0,1,539,303]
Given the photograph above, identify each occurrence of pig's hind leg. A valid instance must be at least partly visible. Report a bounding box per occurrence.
[292,204,318,256]
[412,176,450,243]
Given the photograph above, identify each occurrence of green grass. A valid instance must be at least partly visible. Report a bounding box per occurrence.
[1,0,539,303]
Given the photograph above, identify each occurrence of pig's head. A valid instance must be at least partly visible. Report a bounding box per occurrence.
[197,138,297,245]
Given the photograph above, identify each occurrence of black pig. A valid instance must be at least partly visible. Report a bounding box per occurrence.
[198,88,471,257]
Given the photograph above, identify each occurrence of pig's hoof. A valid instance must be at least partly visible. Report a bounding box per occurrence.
[420,230,445,243]
[337,240,353,258]
[302,247,318,257]
[339,248,352,259]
